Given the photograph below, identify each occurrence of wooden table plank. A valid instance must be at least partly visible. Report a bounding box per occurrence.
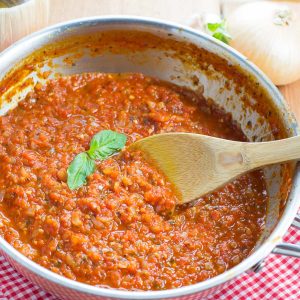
[48,0,220,25]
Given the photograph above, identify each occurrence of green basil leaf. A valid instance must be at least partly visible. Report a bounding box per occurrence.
[87,130,127,160]
[207,22,221,32]
[216,27,231,38]
[212,32,230,44]
[67,152,95,190]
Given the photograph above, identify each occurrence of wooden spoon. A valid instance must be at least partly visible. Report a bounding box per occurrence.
[130,133,300,204]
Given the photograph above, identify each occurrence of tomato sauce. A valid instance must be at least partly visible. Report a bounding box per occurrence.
[0,73,267,290]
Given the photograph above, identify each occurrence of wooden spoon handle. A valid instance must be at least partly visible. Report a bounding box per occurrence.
[244,136,300,170]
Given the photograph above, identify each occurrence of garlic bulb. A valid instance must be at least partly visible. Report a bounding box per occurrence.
[227,1,300,85]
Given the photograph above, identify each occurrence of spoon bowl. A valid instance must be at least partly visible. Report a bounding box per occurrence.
[131,133,300,204]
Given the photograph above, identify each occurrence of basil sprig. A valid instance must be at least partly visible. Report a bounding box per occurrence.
[67,130,127,190]
[207,20,231,44]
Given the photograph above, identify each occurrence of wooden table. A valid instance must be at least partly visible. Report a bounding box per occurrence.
[1,0,300,121]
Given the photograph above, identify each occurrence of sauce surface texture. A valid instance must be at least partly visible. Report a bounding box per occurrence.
[0,73,267,290]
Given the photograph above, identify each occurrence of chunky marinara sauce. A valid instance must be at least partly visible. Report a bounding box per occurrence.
[0,73,267,290]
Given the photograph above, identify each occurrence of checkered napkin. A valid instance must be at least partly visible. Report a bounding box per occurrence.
[0,226,299,300]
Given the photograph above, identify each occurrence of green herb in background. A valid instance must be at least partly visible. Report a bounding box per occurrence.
[206,20,231,44]
[67,130,127,190]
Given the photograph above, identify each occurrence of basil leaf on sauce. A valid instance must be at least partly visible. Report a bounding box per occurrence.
[67,152,95,190]
[67,130,127,190]
[87,130,127,160]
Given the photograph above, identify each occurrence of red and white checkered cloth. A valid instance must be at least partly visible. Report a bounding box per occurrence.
[0,226,299,300]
